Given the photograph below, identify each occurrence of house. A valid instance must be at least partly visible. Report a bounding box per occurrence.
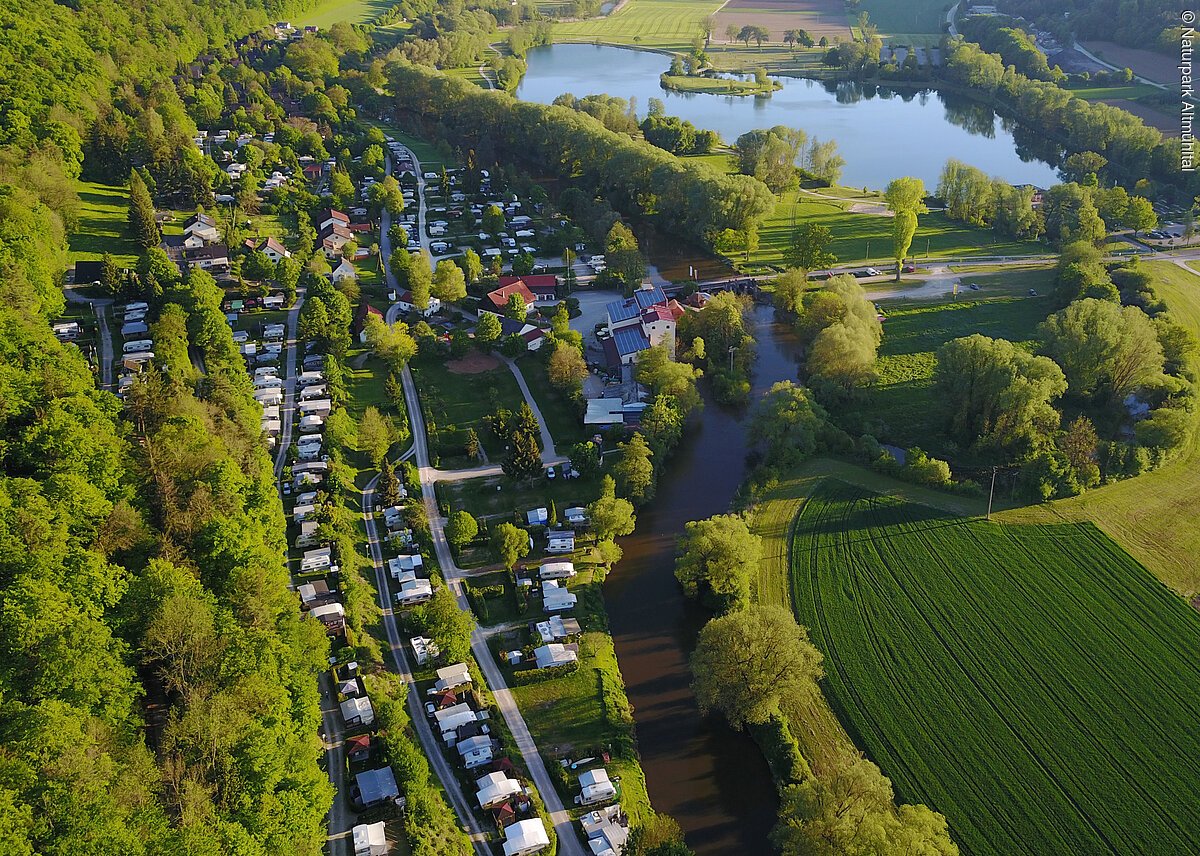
[539,561,576,580]
[321,223,354,258]
[498,274,558,304]
[457,734,494,769]
[502,818,550,856]
[433,662,472,694]
[476,771,523,809]
[331,257,358,283]
[564,507,588,525]
[584,398,626,427]
[526,507,548,526]
[578,768,617,805]
[351,821,387,856]
[185,243,231,270]
[546,532,575,554]
[310,602,345,633]
[257,236,291,262]
[388,554,423,579]
[318,208,350,232]
[580,805,630,856]
[603,286,684,365]
[534,615,581,644]
[483,280,536,315]
[497,316,547,351]
[346,733,373,764]
[395,578,433,606]
[534,643,579,670]
[355,767,400,808]
[410,635,440,666]
[351,301,382,342]
[394,289,441,318]
[541,579,577,613]
[183,213,221,244]
[340,695,375,727]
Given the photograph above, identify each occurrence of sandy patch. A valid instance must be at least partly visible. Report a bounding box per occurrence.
[446,351,501,374]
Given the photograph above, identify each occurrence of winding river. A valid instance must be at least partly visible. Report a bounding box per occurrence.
[516,43,1063,190]
[604,305,802,855]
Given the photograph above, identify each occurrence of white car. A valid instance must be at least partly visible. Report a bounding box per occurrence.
[865,267,882,277]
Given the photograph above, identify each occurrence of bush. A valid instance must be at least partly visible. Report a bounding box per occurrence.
[511,662,580,684]
[748,714,811,786]
[903,447,953,487]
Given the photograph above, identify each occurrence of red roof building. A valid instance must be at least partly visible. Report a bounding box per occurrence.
[484,280,536,314]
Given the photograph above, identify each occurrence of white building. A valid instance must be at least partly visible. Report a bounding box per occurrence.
[542,579,577,613]
[502,818,550,856]
[352,821,387,856]
[534,643,578,670]
[340,695,375,727]
[578,768,617,806]
[476,771,522,809]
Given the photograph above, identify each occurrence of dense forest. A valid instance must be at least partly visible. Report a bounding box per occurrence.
[0,0,335,852]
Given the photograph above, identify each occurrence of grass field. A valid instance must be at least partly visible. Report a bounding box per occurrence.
[1064,82,1161,101]
[296,0,393,27]
[996,262,1200,595]
[865,281,1052,449]
[857,0,945,45]
[790,479,1200,856]
[750,190,1042,271]
[70,180,138,267]
[411,356,525,461]
[552,0,724,52]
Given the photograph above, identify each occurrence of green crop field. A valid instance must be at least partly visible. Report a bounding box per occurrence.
[857,0,946,44]
[791,480,1200,856]
[553,0,724,52]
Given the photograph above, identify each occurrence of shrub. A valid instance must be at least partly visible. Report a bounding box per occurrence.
[511,662,580,684]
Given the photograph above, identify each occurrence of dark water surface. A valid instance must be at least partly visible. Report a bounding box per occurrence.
[604,305,802,855]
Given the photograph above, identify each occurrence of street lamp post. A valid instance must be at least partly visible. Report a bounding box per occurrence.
[728,344,736,374]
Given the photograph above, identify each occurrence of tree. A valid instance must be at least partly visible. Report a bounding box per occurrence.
[787,222,837,282]
[548,342,587,391]
[446,510,479,549]
[883,177,927,280]
[606,222,646,291]
[127,170,159,249]
[462,248,483,283]
[587,475,636,540]
[749,381,828,469]
[242,251,275,282]
[100,252,122,295]
[803,138,844,185]
[502,428,542,483]
[504,292,527,321]
[476,312,502,349]
[1124,196,1157,236]
[432,259,466,302]
[482,204,505,235]
[275,256,302,299]
[569,441,601,477]
[1039,299,1165,398]
[675,514,761,613]
[491,522,530,570]
[691,606,823,729]
[412,586,474,664]
[736,126,806,193]
[408,255,432,311]
[1059,415,1101,489]
[725,23,738,43]
[808,322,878,389]
[364,315,418,372]
[389,247,412,283]
[379,459,402,507]
[358,406,394,466]
[934,335,1067,458]
[636,344,702,414]
[615,433,655,503]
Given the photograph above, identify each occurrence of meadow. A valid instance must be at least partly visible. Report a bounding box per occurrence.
[411,355,526,461]
[69,180,139,267]
[790,480,1200,856]
[296,0,393,27]
[552,0,724,52]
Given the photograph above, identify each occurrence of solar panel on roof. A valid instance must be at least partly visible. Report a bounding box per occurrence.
[612,327,650,356]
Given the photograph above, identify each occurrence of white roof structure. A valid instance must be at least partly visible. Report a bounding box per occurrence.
[476,771,522,808]
[309,602,345,623]
[580,806,629,856]
[503,818,550,856]
[585,398,625,426]
[355,766,399,806]
[388,554,423,577]
[396,578,433,605]
[579,768,617,805]
[539,560,576,579]
[352,821,387,856]
[565,506,587,522]
[340,695,374,726]
[535,615,581,643]
[526,507,548,525]
[434,703,477,740]
[435,662,471,691]
[542,579,577,613]
[458,734,493,768]
[534,644,578,670]
[410,635,439,665]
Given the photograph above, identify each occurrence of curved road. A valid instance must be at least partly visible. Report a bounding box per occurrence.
[64,288,114,390]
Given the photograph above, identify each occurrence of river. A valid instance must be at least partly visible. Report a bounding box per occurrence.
[604,304,802,855]
[516,43,1063,190]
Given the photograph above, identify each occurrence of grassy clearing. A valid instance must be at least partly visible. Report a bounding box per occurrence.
[996,262,1200,595]
[411,356,525,460]
[553,0,724,52]
[70,180,138,267]
[1065,82,1161,101]
[295,0,393,27]
[512,357,588,449]
[438,472,603,523]
[368,121,449,170]
[791,479,1200,856]
[751,190,1041,271]
[864,286,1051,450]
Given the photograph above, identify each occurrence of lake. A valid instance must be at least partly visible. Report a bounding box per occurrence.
[516,43,1062,190]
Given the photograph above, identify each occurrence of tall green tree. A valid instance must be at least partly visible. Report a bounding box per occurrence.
[615,432,655,504]
[883,177,927,280]
[491,522,530,570]
[587,475,636,540]
[675,514,761,613]
[787,222,837,282]
[127,170,159,249]
[502,428,542,483]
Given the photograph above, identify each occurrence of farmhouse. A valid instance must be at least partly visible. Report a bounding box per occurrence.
[320,223,353,258]
[257,236,291,261]
[317,208,350,231]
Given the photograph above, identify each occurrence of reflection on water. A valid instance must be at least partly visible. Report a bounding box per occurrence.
[604,306,802,855]
[517,44,1063,189]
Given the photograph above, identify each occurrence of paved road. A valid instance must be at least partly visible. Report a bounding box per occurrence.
[361,476,493,856]
[64,288,114,390]
[398,365,587,856]
[267,288,350,854]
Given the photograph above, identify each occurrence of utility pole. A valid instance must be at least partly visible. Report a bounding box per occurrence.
[986,466,998,520]
[865,239,871,262]
[728,344,736,373]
